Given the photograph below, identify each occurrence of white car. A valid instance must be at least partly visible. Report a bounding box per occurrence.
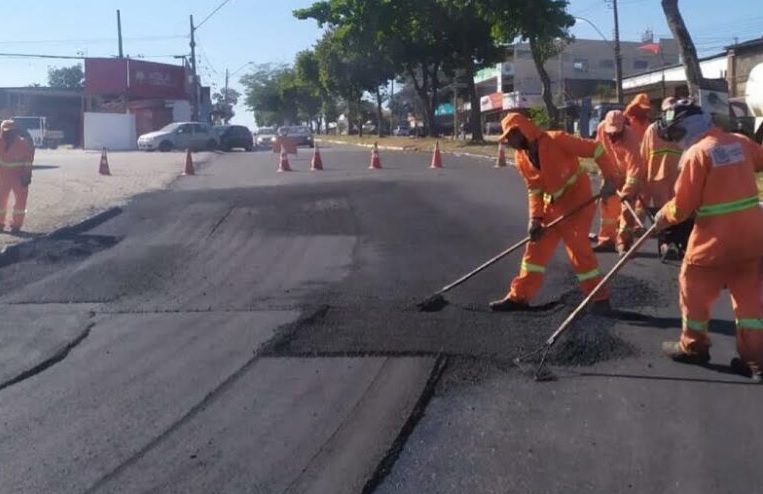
[137,122,219,152]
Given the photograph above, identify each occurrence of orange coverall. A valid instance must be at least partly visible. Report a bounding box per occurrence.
[658,127,763,370]
[623,93,652,142]
[640,121,682,208]
[0,133,34,230]
[501,113,620,304]
[595,118,646,250]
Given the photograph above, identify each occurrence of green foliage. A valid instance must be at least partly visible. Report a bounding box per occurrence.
[527,106,551,129]
[211,87,240,124]
[47,64,84,89]
[238,0,579,132]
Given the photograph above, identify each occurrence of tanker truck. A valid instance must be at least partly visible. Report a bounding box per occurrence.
[730,62,763,143]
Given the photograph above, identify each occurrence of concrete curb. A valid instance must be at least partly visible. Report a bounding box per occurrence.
[316,139,506,164]
[0,206,124,266]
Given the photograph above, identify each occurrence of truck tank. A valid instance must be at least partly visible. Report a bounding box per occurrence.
[745,63,763,143]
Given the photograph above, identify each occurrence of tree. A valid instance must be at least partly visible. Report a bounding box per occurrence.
[661,0,704,98]
[438,0,507,142]
[294,50,326,132]
[240,63,291,126]
[491,0,575,129]
[47,64,84,89]
[295,0,396,137]
[211,87,240,124]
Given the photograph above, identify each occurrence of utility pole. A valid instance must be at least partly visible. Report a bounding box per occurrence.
[609,0,624,103]
[223,67,229,123]
[189,15,198,121]
[117,10,124,58]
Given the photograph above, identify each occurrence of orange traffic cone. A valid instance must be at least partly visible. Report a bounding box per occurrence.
[311,143,323,171]
[99,148,111,176]
[278,149,292,172]
[182,148,195,175]
[495,141,507,168]
[369,142,382,169]
[430,140,443,169]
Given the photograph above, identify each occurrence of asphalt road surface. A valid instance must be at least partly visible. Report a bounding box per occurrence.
[0,144,759,494]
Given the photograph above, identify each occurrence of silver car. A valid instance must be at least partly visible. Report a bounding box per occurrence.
[137,122,219,152]
[255,127,278,149]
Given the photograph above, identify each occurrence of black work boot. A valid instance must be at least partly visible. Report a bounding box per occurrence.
[489,298,530,312]
[592,241,616,253]
[589,298,613,316]
[662,341,710,366]
[730,358,763,383]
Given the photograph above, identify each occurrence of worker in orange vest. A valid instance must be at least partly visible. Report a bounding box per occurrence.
[653,99,763,382]
[594,110,646,255]
[489,112,620,314]
[0,120,34,233]
[623,92,652,141]
[641,97,683,206]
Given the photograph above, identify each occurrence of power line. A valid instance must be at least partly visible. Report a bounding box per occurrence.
[196,0,234,31]
[0,35,187,46]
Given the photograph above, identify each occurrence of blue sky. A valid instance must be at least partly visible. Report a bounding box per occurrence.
[1,0,760,128]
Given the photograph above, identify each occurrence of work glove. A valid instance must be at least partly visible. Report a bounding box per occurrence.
[20,169,32,187]
[528,218,544,242]
[599,178,618,199]
[653,209,669,233]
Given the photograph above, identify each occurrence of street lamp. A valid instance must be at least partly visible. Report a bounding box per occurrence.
[574,15,623,102]
[222,62,254,122]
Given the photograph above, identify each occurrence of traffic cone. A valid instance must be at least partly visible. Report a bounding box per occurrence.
[495,141,507,168]
[311,143,323,171]
[430,140,442,169]
[182,148,195,175]
[278,149,292,172]
[98,148,111,176]
[369,142,382,169]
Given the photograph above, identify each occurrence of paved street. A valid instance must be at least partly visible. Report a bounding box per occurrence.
[0,144,759,493]
[0,149,217,249]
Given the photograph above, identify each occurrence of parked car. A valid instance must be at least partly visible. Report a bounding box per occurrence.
[215,124,254,151]
[137,122,219,152]
[278,125,314,147]
[254,127,278,149]
[392,122,410,136]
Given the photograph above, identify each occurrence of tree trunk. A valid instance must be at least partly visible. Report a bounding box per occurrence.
[661,0,704,98]
[375,86,384,138]
[426,63,441,137]
[530,38,559,129]
[407,64,432,138]
[357,96,364,138]
[465,63,484,143]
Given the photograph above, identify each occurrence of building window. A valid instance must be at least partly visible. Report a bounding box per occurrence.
[633,59,649,70]
[599,59,615,69]
[573,59,588,72]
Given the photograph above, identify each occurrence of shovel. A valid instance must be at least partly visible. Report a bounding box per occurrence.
[417,194,602,312]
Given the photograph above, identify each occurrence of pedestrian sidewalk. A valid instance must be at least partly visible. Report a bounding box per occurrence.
[0,149,217,249]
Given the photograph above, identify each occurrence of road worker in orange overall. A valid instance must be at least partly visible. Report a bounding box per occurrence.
[641,97,682,208]
[623,92,652,142]
[0,120,34,233]
[623,92,653,226]
[489,112,620,314]
[593,110,646,256]
[653,99,763,382]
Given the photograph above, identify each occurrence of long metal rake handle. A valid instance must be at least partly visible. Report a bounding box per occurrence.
[531,222,658,379]
[546,222,658,347]
[437,194,602,295]
[621,198,646,230]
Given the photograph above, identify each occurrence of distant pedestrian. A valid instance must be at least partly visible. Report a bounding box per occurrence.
[0,120,34,233]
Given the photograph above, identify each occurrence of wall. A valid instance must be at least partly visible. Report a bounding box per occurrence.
[84,112,137,150]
